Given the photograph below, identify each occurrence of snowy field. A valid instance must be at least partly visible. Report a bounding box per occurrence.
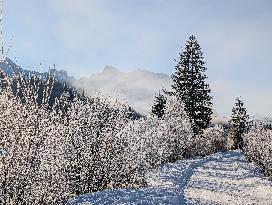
[66,151,272,205]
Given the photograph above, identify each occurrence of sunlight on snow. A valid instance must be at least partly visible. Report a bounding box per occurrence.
[185,152,272,204]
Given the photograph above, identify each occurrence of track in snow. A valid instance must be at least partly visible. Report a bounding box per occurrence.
[67,151,272,205]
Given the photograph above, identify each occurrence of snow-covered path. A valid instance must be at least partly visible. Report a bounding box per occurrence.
[185,151,272,204]
[67,151,272,205]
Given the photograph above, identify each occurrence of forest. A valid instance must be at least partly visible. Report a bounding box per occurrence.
[0,35,271,204]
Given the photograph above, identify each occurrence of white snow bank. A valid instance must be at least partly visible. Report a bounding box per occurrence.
[66,151,272,205]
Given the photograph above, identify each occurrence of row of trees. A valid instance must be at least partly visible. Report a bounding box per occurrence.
[0,73,135,204]
[0,51,229,204]
[0,34,269,204]
[151,35,225,158]
[152,35,213,138]
[229,96,272,177]
[0,71,215,204]
[151,35,271,177]
[150,35,256,156]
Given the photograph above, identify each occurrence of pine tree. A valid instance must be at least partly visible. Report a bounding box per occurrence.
[151,92,167,118]
[229,97,250,150]
[170,35,213,135]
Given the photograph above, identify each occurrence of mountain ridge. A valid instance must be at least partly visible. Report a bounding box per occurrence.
[0,58,74,83]
[74,66,172,114]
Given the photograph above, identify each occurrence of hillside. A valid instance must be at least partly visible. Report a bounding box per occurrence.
[0,58,74,83]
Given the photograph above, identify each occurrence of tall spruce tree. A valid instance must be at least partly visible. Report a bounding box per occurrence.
[229,97,250,150]
[170,35,213,135]
[151,92,167,118]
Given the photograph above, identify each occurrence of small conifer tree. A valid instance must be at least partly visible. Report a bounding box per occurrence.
[229,97,250,150]
[151,92,167,118]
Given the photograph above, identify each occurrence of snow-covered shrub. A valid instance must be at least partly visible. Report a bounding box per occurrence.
[0,75,133,203]
[163,97,194,160]
[0,75,202,203]
[244,124,272,177]
[160,96,226,158]
[0,84,67,204]
[113,97,194,188]
[61,93,132,194]
[189,125,227,157]
[113,118,169,188]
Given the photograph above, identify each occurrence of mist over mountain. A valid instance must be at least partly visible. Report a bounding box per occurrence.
[73,66,172,114]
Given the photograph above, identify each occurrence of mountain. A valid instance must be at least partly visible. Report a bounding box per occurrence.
[0,58,74,83]
[210,110,228,125]
[73,66,172,114]
[252,114,272,126]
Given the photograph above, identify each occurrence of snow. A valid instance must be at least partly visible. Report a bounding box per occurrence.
[185,151,272,204]
[66,151,272,204]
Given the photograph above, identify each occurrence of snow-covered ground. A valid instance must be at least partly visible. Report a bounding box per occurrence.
[67,151,272,205]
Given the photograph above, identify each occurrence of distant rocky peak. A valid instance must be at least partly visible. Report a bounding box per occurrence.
[103,66,120,74]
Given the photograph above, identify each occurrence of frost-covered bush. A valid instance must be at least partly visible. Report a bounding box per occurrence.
[244,124,272,177]
[0,75,132,204]
[61,94,132,194]
[0,80,195,203]
[114,97,194,187]
[0,85,67,204]
[163,97,194,160]
[1,73,227,204]
[189,125,227,157]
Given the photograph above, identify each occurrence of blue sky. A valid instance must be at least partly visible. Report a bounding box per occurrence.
[3,0,272,117]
